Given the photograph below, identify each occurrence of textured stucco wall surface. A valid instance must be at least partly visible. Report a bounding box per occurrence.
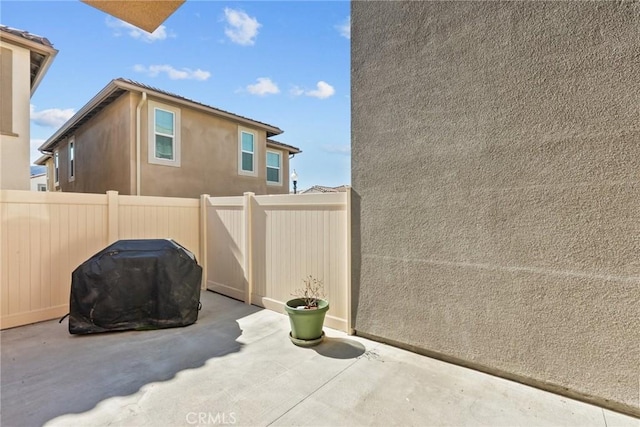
[60,93,132,194]
[0,41,30,190]
[352,1,639,414]
[138,94,290,198]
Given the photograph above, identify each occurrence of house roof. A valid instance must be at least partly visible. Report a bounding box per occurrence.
[0,25,57,95]
[39,78,299,153]
[34,154,51,166]
[267,139,302,155]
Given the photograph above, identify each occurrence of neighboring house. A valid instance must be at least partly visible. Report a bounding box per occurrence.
[352,1,638,416]
[38,78,301,198]
[30,173,47,192]
[30,160,48,191]
[301,185,349,194]
[0,25,57,190]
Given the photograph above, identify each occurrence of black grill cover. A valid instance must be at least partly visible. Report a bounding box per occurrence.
[69,239,202,334]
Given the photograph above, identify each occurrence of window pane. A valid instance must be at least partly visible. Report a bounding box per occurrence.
[266,152,280,168]
[156,135,174,159]
[54,152,59,182]
[267,167,279,183]
[242,152,253,171]
[241,132,254,152]
[155,109,174,135]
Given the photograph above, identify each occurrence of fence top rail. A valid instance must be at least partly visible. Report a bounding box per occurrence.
[254,192,347,207]
[206,196,244,207]
[118,194,200,207]
[206,193,348,209]
[0,190,107,205]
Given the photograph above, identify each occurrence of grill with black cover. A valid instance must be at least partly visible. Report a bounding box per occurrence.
[69,239,202,334]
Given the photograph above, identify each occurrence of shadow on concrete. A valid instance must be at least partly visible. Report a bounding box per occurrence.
[313,337,366,359]
[0,291,260,427]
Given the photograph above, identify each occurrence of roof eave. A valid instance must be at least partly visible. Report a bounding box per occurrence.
[0,30,58,95]
[30,48,57,96]
[34,154,51,165]
[267,139,302,155]
[39,80,121,152]
[114,79,284,136]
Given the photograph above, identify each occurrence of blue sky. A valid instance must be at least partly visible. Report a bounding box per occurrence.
[2,1,351,190]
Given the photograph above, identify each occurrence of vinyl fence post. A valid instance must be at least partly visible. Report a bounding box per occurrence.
[199,194,210,290]
[243,192,255,304]
[107,190,119,244]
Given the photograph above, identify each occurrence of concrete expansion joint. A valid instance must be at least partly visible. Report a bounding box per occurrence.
[266,357,362,426]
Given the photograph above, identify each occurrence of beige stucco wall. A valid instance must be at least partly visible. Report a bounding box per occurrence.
[0,40,31,190]
[352,1,639,415]
[57,93,133,194]
[137,93,290,198]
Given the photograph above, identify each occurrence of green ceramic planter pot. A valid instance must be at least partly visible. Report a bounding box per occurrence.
[285,298,329,346]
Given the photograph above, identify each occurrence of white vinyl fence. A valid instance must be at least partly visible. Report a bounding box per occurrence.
[1,189,351,332]
[206,191,352,332]
[0,190,201,329]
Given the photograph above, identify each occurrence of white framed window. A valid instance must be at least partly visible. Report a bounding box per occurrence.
[68,138,75,181]
[37,183,46,192]
[238,128,257,176]
[54,150,60,187]
[266,150,282,185]
[148,100,181,167]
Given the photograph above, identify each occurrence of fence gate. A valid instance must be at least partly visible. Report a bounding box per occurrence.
[205,191,351,333]
[205,196,248,302]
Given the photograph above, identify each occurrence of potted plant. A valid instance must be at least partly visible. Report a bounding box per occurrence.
[285,276,329,347]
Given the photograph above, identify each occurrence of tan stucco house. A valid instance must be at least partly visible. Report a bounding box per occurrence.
[0,25,57,190]
[38,78,301,198]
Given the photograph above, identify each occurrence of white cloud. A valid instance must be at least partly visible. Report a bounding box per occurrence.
[336,16,350,39]
[305,81,336,99]
[224,8,261,46]
[30,138,46,163]
[134,64,211,81]
[322,145,351,155]
[30,105,75,128]
[106,17,172,43]
[246,77,279,96]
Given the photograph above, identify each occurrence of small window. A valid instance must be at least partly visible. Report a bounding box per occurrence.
[54,150,59,186]
[240,131,255,172]
[147,100,181,167]
[68,138,75,181]
[154,108,174,160]
[266,150,281,185]
[37,183,46,192]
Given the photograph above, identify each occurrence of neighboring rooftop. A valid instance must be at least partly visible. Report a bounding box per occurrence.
[0,25,57,94]
[267,138,301,155]
[301,185,349,194]
[117,78,284,136]
[0,25,53,47]
[29,165,46,176]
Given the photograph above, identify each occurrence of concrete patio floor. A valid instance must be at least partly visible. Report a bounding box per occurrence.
[1,291,637,427]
